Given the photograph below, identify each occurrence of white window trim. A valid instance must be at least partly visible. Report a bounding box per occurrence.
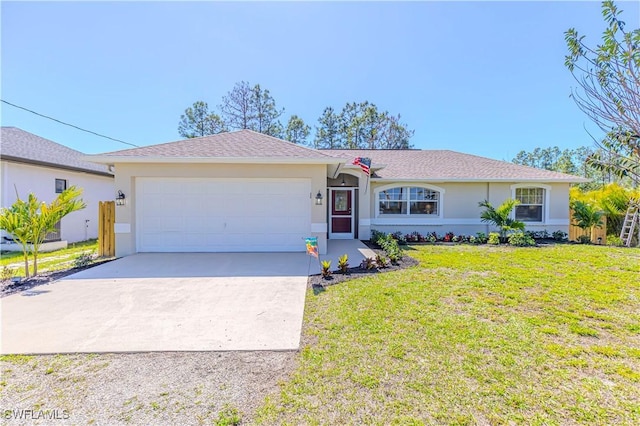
[511,183,551,224]
[374,183,445,222]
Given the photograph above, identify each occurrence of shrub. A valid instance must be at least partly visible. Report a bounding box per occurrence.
[370,229,385,246]
[1,266,16,282]
[474,232,488,244]
[391,232,407,245]
[427,232,437,243]
[488,232,501,245]
[337,254,349,273]
[321,260,332,278]
[380,234,403,263]
[552,230,568,242]
[360,257,376,270]
[577,235,592,244]
[375,254,388,268]
[606,235,625,246]
[73,251,95,268]
[508,232,536,247]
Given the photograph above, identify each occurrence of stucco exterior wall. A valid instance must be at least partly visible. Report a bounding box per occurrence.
[112,163,328,257]
[0,160,114,243]
[362,180,572,238]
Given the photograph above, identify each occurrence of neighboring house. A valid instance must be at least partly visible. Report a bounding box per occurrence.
[1,127,115,243]
[87,130,587,257]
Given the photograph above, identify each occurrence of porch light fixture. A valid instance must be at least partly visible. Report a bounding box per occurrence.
[116,190,126,206]
[341,176,346,186]
[315,190,323,205]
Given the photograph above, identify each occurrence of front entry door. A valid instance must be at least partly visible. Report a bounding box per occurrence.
[329,188,354,239]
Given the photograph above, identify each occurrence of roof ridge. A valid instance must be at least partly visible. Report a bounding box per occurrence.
[240,129,338,158]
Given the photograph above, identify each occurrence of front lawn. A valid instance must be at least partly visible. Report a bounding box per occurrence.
[0,239,99,277]
[257,244,640,425]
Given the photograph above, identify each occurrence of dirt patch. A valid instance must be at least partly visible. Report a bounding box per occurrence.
[0,351,295,425]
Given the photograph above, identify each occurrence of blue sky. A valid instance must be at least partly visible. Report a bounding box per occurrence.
[2,1,639,160]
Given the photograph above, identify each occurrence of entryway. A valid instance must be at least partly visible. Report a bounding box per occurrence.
[329,188,354,239]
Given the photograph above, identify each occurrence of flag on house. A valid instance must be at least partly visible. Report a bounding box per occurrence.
[352,157,371,176]
[305,237,318,258]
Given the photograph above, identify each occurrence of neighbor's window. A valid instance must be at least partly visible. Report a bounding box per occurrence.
[515,187,544,222]
[55,179,67,194]
[378,187,439,216]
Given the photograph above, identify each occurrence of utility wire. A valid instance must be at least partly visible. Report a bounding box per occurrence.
[1,99,139,148]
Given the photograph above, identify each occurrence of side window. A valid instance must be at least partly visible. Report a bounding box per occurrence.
[515,187,544,222]
[55,179,67,194]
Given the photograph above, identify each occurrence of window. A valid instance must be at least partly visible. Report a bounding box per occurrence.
[55,179,67,194]
[378,186,439,216]
[515,187,544,222]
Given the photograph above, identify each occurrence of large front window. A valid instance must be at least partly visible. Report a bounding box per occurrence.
[515,187,544,222]
[378,187,439,216]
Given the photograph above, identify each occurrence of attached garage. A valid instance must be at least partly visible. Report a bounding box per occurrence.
[136,177,312,252]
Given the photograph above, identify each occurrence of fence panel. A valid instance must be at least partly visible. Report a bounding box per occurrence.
[568,209,607,244]
[98,201,115,257]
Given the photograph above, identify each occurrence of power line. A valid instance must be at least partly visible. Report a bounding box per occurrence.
[1,99,139,148]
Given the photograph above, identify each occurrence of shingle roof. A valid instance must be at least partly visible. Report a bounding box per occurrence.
[96,129,338,160]
[1,127,112,176]
[323,149,588,182]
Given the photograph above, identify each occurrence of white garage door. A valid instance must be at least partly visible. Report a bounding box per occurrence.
[136,178,312,252]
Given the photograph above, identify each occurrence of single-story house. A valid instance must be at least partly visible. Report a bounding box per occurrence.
[87,130,587,256]
[1,127,115,244]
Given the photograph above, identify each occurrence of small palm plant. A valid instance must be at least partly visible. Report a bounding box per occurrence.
[321,260,332,278]
[337,254,349,273]
[478,199,525,241]
[571,200,604,243]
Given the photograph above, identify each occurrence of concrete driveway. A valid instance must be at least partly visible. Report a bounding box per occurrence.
[1,253,312,354]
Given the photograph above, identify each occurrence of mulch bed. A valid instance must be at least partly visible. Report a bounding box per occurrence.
[308,242,419,290]
[0,258,115,298]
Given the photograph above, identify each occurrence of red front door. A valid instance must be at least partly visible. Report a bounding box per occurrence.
[330,189,354,239]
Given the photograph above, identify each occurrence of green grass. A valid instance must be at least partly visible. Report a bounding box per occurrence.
[256,244,640,425]
[0,239,99,276]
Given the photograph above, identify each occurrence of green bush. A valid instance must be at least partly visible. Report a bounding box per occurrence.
[474,232,488,244]
[1,266,16,282]
[577,235,592,244]
[379,233,403,263]
[606,235,625,247]
[487,232,501,245]
[508,232,536,247]
[552,230,568,242]
[370,229,386,246]
[73,251,95,268]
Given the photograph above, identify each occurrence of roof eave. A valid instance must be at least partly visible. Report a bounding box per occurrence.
[1,155,114,178]
[84,155,347,166]
[371,177,590,183]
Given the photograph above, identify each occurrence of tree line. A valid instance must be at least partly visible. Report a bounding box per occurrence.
[178,81,413,149]
[512,145,637,190]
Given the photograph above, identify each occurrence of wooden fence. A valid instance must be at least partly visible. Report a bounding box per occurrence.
[568,209,607,244]
[98,201,115,257]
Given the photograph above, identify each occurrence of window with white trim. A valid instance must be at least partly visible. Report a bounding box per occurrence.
[378,186,439,216]
[515,187,544,222]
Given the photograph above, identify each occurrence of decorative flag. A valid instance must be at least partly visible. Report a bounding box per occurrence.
[305,237,319,258]
[352,157,372,176]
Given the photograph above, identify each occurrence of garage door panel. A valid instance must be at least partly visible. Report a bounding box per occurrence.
[137,178,312,252]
